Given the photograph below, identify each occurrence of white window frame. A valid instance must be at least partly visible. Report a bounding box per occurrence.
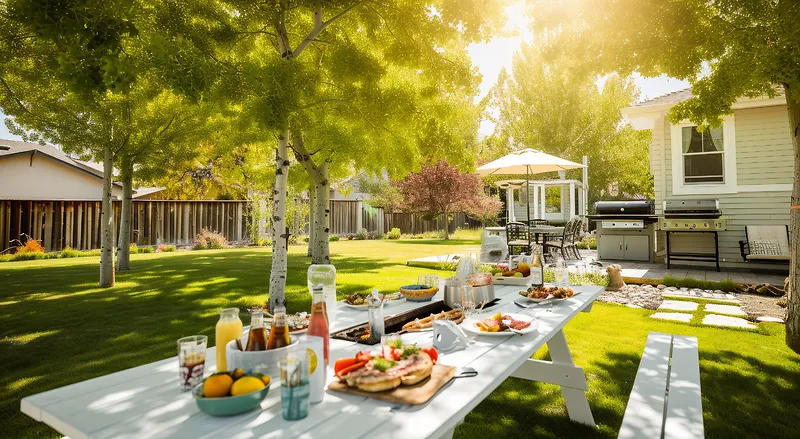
[670,115,737,195]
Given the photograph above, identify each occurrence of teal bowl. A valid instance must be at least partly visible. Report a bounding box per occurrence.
[192,382,271,416]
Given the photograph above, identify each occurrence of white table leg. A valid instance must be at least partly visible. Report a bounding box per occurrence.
[512,329,596,427]
[437,418,463,439]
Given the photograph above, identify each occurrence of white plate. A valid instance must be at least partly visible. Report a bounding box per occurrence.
[340,296,406,310]
[549,290,582,301]
[517,293,552,303]
[462,313,538,336]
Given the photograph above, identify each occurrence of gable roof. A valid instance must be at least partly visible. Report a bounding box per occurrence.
[0,139,122,187]
[634,86,786,108]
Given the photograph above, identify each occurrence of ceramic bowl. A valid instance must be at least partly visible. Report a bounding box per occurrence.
[192,382,270,416]
[226,334,298,377]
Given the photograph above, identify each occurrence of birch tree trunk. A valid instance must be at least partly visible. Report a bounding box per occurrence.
[116,157,133,272]
[268,130,291,312]
[785,82,800,354]
[312,162,330,264]
[99,145,115,287]
[307,185,315,257]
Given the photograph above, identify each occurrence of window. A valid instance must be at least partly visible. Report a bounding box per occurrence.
[682,126,724,184]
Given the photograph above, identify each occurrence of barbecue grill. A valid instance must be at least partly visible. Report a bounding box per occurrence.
[588,201,657,262]
[657,199,728,271]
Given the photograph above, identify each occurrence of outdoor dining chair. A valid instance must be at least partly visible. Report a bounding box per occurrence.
[505,222,531,256]
[544,218,582,260]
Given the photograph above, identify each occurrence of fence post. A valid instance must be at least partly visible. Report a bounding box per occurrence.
[356,199,363,232]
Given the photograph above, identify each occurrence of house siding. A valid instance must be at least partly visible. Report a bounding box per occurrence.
[650,105,792,270]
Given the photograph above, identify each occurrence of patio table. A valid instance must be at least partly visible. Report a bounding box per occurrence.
[530,225,564,245]
[21,284,603,439]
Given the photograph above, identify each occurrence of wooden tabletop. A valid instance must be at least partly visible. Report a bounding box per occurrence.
[21,284,603,439]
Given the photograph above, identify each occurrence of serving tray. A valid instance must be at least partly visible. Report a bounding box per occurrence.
[327,364,456,405]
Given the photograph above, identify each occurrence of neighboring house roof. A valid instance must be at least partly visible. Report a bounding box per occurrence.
[634,88,694,107]
[0,139,122,186]
[132,187,166,198]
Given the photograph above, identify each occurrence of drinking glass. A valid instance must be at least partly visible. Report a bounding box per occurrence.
[461,288,477,316]
[177,335,207,390]
[280,356,310,421]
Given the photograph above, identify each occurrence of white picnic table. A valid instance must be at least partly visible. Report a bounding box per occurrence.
[21,284,604,439]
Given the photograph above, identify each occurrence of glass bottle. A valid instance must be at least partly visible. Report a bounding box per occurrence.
[267,305,292,350]
[552,251,569,287]
[215,308,243,372]
[308,265,337,324]
[306,285,330,366]
[530,245,544,287]
[245,310,268,351]
[367,288,385,343]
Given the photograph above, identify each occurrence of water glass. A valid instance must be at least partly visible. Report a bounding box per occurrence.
[177,335,207,390]
[461,288,477,316]
[280,356,310,421]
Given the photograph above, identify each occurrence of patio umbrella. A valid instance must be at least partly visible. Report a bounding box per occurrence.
[477,148,585,224]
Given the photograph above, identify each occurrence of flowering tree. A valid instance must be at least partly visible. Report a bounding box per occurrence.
[396,160,502,239]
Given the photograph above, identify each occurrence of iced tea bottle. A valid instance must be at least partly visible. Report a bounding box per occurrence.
[267,305,292,350]
[306,286,330,366]
[245,310,268,351]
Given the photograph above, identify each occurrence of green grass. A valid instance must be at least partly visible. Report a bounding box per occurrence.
[1,238,798,438]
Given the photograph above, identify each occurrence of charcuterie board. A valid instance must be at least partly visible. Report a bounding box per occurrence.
[327,364,456,405]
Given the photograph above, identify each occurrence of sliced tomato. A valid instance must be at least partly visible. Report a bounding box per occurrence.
[391,347,403,361]
[334,357,357,376]
[421,347,438,365]
[355,350,373,363]
[335,361,368,378]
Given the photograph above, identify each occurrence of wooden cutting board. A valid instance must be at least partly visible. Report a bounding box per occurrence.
[327,364,457,405]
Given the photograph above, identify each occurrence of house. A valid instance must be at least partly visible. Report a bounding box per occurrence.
[623,89,792,269]
[0,139,165,200]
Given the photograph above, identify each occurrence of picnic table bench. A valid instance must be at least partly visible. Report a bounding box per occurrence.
[618,332,703,439]
[21,284,605,439]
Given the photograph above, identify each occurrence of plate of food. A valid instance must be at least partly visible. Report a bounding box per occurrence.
[342,292,405,310]
[549,287,578,300]
[329,340,449,403]
[518,286,578,302]
[463,312,537,336]
[401,309,464,332]
[491,263,534,285]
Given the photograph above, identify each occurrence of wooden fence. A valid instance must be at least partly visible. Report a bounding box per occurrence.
[0,200,247,252]
[328,200,481,236]
[1,198,481,253]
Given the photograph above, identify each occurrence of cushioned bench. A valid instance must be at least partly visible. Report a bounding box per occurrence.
[618,332,704,439]
[739,225,790,262]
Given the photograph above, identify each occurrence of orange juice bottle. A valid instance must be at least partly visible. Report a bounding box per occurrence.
[215,308,243,372]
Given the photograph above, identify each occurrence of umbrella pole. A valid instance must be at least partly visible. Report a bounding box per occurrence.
[526,165,531,225]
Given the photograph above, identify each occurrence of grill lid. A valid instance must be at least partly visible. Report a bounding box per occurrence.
[594,200,654,215]
[663,199,720,216]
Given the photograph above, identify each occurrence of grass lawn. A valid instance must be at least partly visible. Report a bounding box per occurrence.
[1,238,799,438]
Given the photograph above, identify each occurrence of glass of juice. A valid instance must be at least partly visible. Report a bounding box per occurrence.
[178,335,207,390]
[215,308,243,373]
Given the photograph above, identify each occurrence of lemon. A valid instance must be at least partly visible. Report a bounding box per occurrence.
[513,272,524,278]
[261,375,271,386]
[203,373,234,398]
[306,348,318,375]
[230,376,266,396]
[231,368,245,380]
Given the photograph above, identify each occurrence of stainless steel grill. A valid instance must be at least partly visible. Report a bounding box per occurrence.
[658,199,727,271]
[589,201,657,262]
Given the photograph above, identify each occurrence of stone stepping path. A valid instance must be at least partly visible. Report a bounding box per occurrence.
[651,312,693,323]
[658,300,699,311]
[702,314,756,329]
[704,304,747,316]
[756,316,784,323]
[662,289,740,304]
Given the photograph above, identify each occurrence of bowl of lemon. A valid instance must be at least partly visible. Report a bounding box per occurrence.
[193,368,271,416]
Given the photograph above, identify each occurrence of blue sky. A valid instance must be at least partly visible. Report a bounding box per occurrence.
[1,2,690,143]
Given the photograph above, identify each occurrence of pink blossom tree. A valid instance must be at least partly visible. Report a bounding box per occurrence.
[396,160,503,239]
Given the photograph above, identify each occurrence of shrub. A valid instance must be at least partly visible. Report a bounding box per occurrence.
[59,246,81,258]
[128,243,139,255]
[0,254,13,262]
[194,229,227,250]
[576,236,597,250]
[386,228,401,240]
[11,251,45,261]
[346,234,355,240]
[158,244,176,252]
[17,239,44,254]
[254,237,271,247]
[139,246,154,254]
[355,228,367,240]
[663,276,742,293]
[329,235,340,242]
[367,230,384,240]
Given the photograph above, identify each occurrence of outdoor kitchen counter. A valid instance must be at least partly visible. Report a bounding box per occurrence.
[21,284,604,439]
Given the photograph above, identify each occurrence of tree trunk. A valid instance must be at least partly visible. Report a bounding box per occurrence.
[116,158,133,272]
[312,163,330,264]
[785,82,800,354]
[443,207,450,240]
[307,184,315,257]
[100,145,115,287]
[268,131,291,313]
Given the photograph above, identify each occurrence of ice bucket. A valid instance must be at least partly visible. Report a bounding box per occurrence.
[225,333,298,377]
